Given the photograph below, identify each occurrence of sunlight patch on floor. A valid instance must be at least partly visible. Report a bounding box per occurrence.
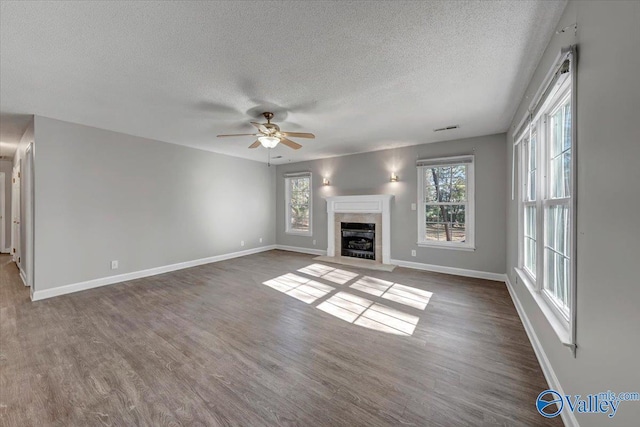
[350,276,433,310]
[263,264,433,336]
[317,292,419,336]
[263,273,335,304]
[297,263,359,285]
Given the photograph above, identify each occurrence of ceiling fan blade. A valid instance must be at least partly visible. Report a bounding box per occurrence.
[279,137,302,150]
[280,132,315,139]
[248,140,261,149]
[250,122,269,133]
[217,133,258,138]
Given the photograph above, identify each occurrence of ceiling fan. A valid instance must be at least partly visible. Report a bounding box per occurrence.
[217,112,315,150]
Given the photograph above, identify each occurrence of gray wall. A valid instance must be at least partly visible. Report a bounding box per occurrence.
[506,1,640,426]
[276,134,507,274]
[0,159,12,249]
[33,116,276,292]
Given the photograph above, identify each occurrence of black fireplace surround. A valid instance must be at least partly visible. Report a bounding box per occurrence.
[341,222,375,260]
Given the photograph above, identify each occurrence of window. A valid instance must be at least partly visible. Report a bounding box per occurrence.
[515,51,575,344]
[417,155,474,250]
[544,96,572,315]
[523,130,537,277]
[285,173,312,235]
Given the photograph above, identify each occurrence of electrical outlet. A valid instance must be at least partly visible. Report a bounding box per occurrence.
[111,260,119,270]
[312,239,317,246]
[259,237,263,243]
[241,240,245,247]
[411,250,416,257]
[411,203,417,211]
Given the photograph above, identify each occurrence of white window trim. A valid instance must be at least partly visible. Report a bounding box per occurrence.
[515,267,572,345]
[417,155,475,251]
[285,173,312,236]
[515,64,575,350]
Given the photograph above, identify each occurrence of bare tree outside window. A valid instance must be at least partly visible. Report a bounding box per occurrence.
[286,175,311,234]
[423,165,467,242]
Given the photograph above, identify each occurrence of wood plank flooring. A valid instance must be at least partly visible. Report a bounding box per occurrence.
[0,251,562,426]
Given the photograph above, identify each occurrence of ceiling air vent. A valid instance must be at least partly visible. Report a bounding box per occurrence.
[434,125,460,132]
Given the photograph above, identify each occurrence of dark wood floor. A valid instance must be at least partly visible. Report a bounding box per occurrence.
[0,251,561,426]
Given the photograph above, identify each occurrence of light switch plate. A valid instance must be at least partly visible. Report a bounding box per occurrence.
[411,203,417,211]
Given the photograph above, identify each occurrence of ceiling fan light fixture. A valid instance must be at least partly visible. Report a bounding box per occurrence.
[258,136,280,148]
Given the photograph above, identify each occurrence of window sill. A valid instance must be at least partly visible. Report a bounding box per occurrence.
[514,267,572,346]
[286,230,312,237]
[416,242,475,252]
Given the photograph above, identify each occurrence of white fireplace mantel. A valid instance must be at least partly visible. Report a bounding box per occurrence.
[325,194,394,264]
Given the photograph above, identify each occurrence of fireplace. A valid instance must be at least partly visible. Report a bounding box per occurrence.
[325,195,393,265]
[341,222,375,260]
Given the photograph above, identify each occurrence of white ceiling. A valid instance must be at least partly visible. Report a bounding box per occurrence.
[0,0,566,164]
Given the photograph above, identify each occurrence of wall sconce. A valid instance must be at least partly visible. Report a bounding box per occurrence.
[390,172,399,182]
[322,177,330,186]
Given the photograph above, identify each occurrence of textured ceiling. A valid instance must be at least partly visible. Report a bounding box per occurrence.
[0,0,566,163]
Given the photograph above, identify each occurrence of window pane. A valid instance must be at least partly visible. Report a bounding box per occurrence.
[424,165,467,202]
[524,206,536,276]
[563,151,571,197]
[550,101,571,199]
[545,249,570,313]
[551,109,563,157]
[563,103,572,152]
[546,205,570,257]
[545,205,570,311]
[289,204,309,231]
[529,133,537,171]
[424,204,466,242]
[524,134,537,202]
[528,170,536,201]
[525,238,536,275]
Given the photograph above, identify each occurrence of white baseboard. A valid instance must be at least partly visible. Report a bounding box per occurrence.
[390,258,506,282]
[32,245,277,301]
[19,268,27,286]
[274,245,327,256]
[1,248,10,254]
[505,276,577,427]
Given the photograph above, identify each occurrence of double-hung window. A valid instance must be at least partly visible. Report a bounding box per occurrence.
[544,94,572,315]
[515,49,576,348]
[285,172,312,236]
[523,130,538,277]
[417,156,475,250]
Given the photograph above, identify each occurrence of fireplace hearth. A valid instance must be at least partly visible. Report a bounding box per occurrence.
[341,222,375,260]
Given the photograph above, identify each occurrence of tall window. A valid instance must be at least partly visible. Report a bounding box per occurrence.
[545,96,572,315]
[417,156,474,250]
[285,173,312,235]
[523,130,537,277]
[517,65,574,323]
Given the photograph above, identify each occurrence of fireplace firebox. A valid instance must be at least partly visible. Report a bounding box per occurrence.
[341,222,375,260]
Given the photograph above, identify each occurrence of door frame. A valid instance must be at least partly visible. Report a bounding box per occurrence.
[0,172,5,253]
[11,163,20,266]
[24,143,35,295]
